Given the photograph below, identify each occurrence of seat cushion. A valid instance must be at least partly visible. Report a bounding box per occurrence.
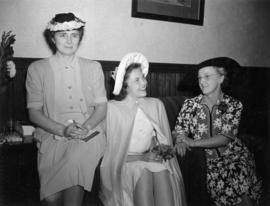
[158,96,187,130]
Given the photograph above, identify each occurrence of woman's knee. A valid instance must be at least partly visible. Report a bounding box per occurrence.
[153,170,172,188]
[134,170,154,206]
[63,186,85,206]
[135,170,153,192]
[64,146,87,165]
[43,192,62,205]
[153,170,174,205]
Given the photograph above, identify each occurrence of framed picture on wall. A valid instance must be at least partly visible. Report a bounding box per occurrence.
[131,0,205,25]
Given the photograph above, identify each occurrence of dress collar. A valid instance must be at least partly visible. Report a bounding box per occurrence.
[122,96,146,109]
[51,54,78,70]
[199,92,224,106]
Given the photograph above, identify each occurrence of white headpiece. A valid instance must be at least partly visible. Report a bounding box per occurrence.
[112,52,149,95]
[46,13,85,31]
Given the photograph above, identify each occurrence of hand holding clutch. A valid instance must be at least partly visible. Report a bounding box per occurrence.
[81,130,100,142]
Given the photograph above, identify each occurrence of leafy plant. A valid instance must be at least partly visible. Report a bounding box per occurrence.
[0,31,16,90]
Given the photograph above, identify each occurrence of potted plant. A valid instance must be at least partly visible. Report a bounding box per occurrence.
[0,31,16,133]
[0,31,16,93]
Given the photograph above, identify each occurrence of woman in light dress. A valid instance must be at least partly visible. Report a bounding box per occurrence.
[100,52,187,206]
[26,13,107,206]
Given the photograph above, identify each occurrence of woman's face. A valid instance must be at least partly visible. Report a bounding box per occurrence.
[53,30,81,56]
[198,66,224,96]
[126,68,147,99]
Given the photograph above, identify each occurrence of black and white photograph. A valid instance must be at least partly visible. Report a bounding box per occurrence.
[0,0,269,206]
[132,0,204,25]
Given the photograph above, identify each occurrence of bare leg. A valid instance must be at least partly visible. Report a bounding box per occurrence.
[134,170,154,206]
[240,194,253,206]
[42,192,62,206]
[63,185,85,206]
[153,170,174,206]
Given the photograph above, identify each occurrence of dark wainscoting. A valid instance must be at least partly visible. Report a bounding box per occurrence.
[0,57,269,138]
[0,57,269,205]
[1,57,197,125]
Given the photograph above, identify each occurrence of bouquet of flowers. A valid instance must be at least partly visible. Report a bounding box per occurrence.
[150,130,175,161]
[151,143,175,161]
[0,31,16,92]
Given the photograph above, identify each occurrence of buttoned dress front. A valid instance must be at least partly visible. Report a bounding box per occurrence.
[26,55,107,200]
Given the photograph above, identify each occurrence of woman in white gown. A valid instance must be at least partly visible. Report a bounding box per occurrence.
[100,52,187,206]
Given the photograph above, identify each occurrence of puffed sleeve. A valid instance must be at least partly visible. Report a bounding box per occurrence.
[174,99,193,136]
[220,99,243,139]
[26,63,43,109]
[91,62,107,104]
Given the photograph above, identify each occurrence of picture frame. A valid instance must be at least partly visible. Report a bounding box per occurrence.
[132,0,205,26]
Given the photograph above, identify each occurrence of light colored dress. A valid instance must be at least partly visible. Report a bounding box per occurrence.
[123,108,169,204]
[100,98,187,206]
[26,55,107,200]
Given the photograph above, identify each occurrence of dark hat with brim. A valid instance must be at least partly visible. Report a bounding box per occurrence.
[197,57,240,71]
[178,57,241,94]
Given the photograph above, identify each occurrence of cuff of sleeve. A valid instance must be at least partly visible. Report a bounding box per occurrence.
[173,130,186,143]
[175,138,184,144]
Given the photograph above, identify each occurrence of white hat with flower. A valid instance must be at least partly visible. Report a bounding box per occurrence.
[46,12,85,31]
[112,52,149,95]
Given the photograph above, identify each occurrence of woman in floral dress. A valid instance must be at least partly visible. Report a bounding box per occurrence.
[173,57,262,206]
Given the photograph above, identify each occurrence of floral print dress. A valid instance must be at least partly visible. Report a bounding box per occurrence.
[174,94,262,206]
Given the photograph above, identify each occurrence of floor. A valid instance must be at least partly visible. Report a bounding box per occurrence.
[1,192,103,206]
[2,191,270,206]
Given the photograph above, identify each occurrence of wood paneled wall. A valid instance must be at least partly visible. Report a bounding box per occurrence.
[0,57,269,139]
[1,58,197,125]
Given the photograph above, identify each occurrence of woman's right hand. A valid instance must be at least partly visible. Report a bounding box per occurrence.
[63,122,88,139]
[172,130,191,157]
[174,142,190,157]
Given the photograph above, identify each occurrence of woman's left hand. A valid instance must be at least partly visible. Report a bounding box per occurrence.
[182,137,195,148]
[64,122,88,139]
[174,142,190,157]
